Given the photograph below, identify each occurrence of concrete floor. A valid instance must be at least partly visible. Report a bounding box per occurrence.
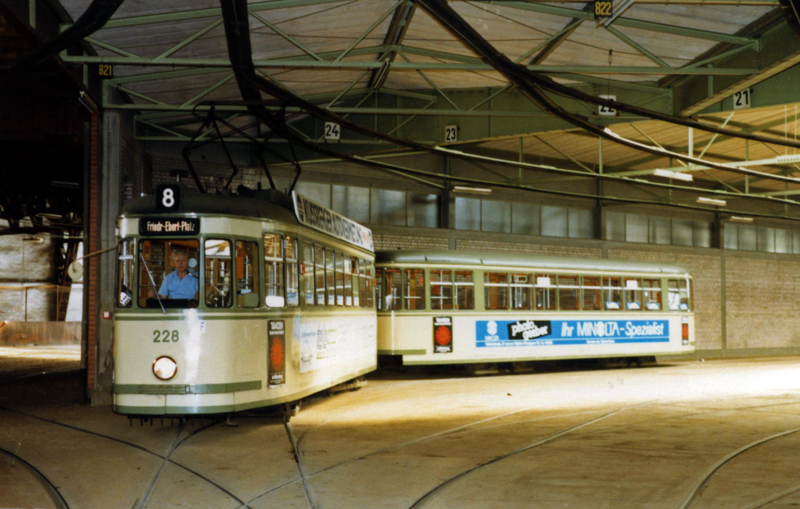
[2,349,800,508]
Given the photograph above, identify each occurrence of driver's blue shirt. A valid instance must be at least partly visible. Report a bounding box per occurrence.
[158,270,198,299]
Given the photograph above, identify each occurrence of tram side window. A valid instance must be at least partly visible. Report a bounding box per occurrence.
[603,277,622,310]
[315,245,326,306]
[643,279,662,310]
[263,234,283,308]
[367,261,375,308]
[285,237,299,307]
[404,269,425,310]
[335,251,345,306]
[302,242,315,306]
[455,271,474,310]
[535,274,557,311]
[343,256,353,306]
[326,248,336,306]
[668,279,691,311]
[624,278,642,311]
[360,260,370,308]
[117,239,134,308]
[383,268,402,311]
[351,257,360,306]
[139,239,200,308]
[485,272,509,310]
[237,241,259,308]
[431,269,453,310]
[511,273,533,310]
[376,268,384,311]
[204,239,232,308]
[558,275,579,310]
[581,276,602,311]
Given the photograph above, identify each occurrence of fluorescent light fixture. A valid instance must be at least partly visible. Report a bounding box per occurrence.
[452,186,492,195]
[697,197,727,206]
[729,216,754,223]
[653,169,693,182]
[775,154,800,164]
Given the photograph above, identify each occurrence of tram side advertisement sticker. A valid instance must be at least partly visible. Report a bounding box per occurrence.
[476,319,670,347]
[268,320,286,387]
[433,317,453,353]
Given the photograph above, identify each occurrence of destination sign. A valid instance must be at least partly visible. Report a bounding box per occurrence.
[139,218,200,236]
[292,192,374,251]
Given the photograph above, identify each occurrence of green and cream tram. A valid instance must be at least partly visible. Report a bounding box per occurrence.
[113,185,376,416]
[375,251,694,366]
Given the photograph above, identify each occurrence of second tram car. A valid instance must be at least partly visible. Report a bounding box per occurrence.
[113,186,377,416]
[375,251,694,366]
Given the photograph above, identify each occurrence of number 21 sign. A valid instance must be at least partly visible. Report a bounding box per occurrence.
[732,89,752,110]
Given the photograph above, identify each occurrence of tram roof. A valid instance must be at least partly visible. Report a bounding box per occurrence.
[375,250,690,276]
[120,185,299,225]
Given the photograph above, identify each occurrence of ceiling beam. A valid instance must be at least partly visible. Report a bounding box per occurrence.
[672,15,800,115]
[62,53,759,75]
[478,1,759,45]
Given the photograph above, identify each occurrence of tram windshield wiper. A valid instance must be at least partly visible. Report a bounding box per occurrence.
[140,253,166,314]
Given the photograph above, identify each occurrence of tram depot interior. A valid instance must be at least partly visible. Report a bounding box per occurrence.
[9,0,800,507]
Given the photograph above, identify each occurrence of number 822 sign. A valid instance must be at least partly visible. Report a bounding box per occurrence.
[594,0,612,18]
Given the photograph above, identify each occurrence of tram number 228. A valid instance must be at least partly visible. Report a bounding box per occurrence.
[153,330,180,343]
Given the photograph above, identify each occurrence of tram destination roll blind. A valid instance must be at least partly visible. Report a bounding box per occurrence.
[139,218,200,236]
[292,192,374,251]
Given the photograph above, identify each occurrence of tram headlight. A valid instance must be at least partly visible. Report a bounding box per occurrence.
[153,356,178,381]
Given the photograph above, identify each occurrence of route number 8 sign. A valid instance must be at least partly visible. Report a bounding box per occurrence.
[156,184,181,210]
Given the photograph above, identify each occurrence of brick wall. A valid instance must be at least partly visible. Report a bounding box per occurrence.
[725,255,800,349]
[457,239,603,258]
[374,234,449,251]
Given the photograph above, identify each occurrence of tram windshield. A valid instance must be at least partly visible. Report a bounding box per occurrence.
[136,239,200,308]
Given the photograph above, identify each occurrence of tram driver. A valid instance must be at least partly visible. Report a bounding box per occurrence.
[157,249,199,300]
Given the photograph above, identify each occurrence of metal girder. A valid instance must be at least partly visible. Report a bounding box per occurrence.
[368,0,417,90]
[62,53,760,75]
[480,1,759,45]
[100,0,347,29]
[673,16,800,115]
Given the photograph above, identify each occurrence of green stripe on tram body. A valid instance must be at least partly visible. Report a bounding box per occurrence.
[112,380,261,394]
[113,366,376,415]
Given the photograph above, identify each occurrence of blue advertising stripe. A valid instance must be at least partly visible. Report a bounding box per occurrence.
[476,319,670,348]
